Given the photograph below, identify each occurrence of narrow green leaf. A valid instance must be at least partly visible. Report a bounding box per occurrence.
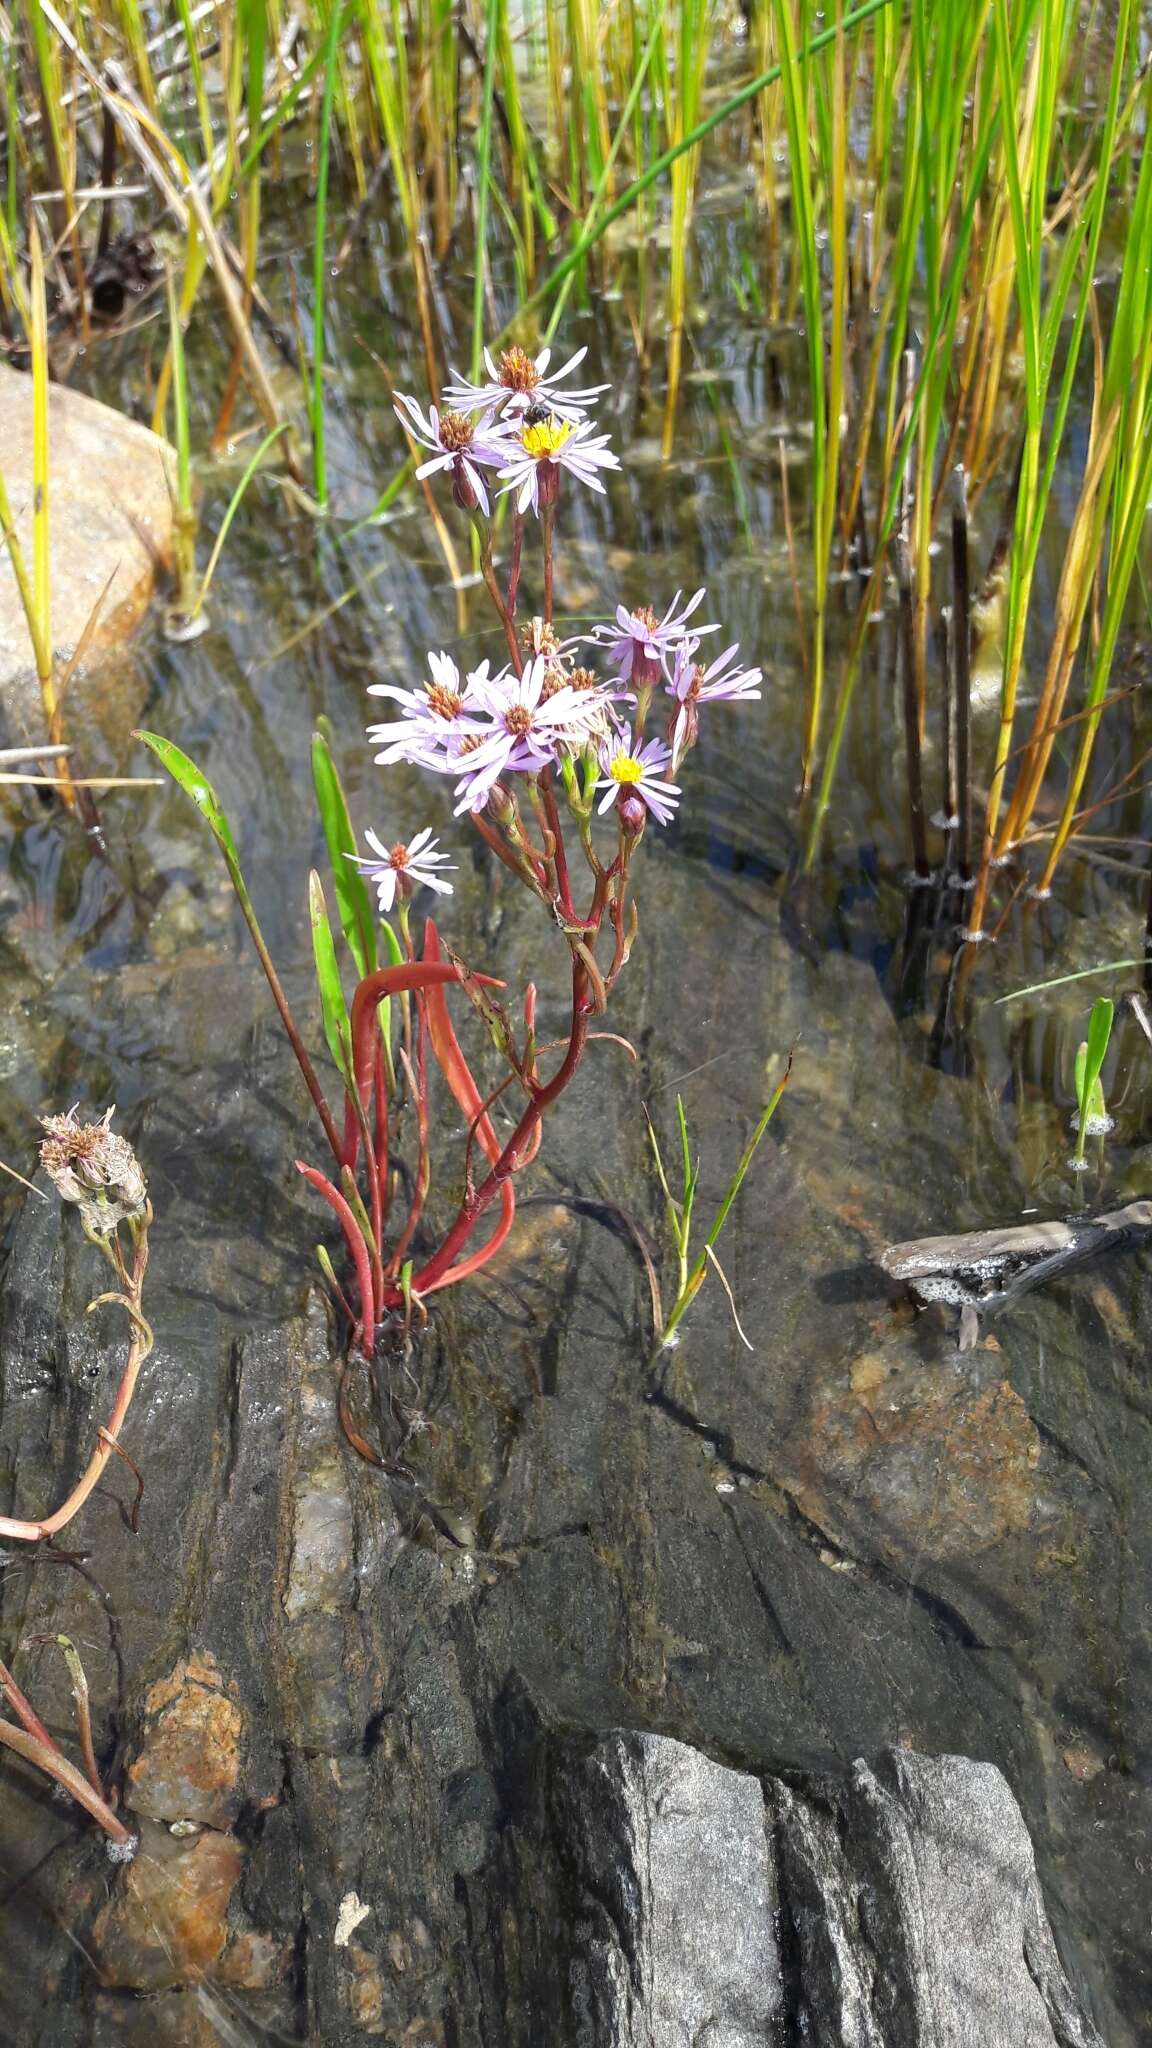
[379,916,404,969]
[309,871,354,1083]
[136,731,242,869]
[311,731,377,977]
[995,962,1144,1005]
[1074,997,1114,1164]
[1082,997,1114,1105]
[195,422,290,614]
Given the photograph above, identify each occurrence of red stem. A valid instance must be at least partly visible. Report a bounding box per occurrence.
[0,1658,55,1751]
[296,1164,377,1359]
[389,1013,431,1273]
[346,959,502,1171]
[542,499,555,624]
[540,770,576,918]
[506,512,525,616]
[411,957,590,1296]
[0,1716,133,1844]
[420,923,517,1281]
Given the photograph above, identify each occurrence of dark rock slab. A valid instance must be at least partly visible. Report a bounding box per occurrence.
[0,882,1143,2044]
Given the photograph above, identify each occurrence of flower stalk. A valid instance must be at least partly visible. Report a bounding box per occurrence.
[0,1115,152,1546]
[147,326,768,1364]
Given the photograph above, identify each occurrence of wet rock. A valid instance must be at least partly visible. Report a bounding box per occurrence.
[91,1988,227,2047]
[0,893,1143,2044]
[790,1330,1043,1560]
[90,1819,245,1992]
[124,1650,244,1828]
[0,362,173,750]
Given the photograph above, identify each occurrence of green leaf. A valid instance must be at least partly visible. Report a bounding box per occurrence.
[1074,997,1114,1163]
[379,917,404,969]
[1080,997,1114,1112]
[137,730,243,872]
[311,730,377,978]
[309,871,353,1084]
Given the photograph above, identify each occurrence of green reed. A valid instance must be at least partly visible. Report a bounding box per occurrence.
[1,0,1143,921]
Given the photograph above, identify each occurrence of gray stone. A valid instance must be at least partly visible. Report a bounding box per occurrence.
[557,1737,1103,2048]
[0,361,173,750]
[560,1730,779,2046]
[769,1751,1105,2048]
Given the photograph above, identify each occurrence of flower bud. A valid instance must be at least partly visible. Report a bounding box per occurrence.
[40,1108,147,1238]
[486,780,517,828]
[451,457,480,513]
[617,792,647,840]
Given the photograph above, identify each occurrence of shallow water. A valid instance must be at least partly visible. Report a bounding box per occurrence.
[2,187,1151,2041]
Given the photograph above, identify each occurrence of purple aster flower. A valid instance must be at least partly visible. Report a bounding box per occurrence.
[595,725,681,828]
[451,656,604,814]
[367,651,492,768]
[443,343,610,423]
[393,394,510,513]
[497,413,620,517]
[591,587,719,690]
[348,827,455,913]
[665,639,763,768]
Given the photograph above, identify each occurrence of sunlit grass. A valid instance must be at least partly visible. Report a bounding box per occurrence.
[0,0,1143,926]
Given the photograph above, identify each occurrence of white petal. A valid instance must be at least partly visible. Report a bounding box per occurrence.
[463,458,489,513]
[377,871,398,913]
[548,346,587,381]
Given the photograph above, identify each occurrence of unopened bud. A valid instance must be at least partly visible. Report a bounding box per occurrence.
[451,457,479,513]
[39,1108,147,1238]
[486,781,517,829]
[667,698,697,764]
[617,792,647,840]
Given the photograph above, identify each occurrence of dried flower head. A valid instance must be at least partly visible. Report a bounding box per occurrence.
[40,1108,147,1238]
[520,616,562,658]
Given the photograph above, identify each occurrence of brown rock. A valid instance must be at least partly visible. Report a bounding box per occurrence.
[793,1338,1042,1558]
[126,1651,244,1828]
[93,1989,227,2047]
[216,1927,294,1988]
[91,1820,245,1992]
[0,361,173,749]
[1062,1744,1106,1782]
[345,1944,387,2033]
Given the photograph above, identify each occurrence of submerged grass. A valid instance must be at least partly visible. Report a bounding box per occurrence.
[0,0,1144,933]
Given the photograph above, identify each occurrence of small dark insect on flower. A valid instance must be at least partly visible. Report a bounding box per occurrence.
[522,400,553,429]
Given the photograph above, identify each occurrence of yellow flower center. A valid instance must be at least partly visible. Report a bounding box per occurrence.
[609,754,644,785]
[520,416,573,460]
